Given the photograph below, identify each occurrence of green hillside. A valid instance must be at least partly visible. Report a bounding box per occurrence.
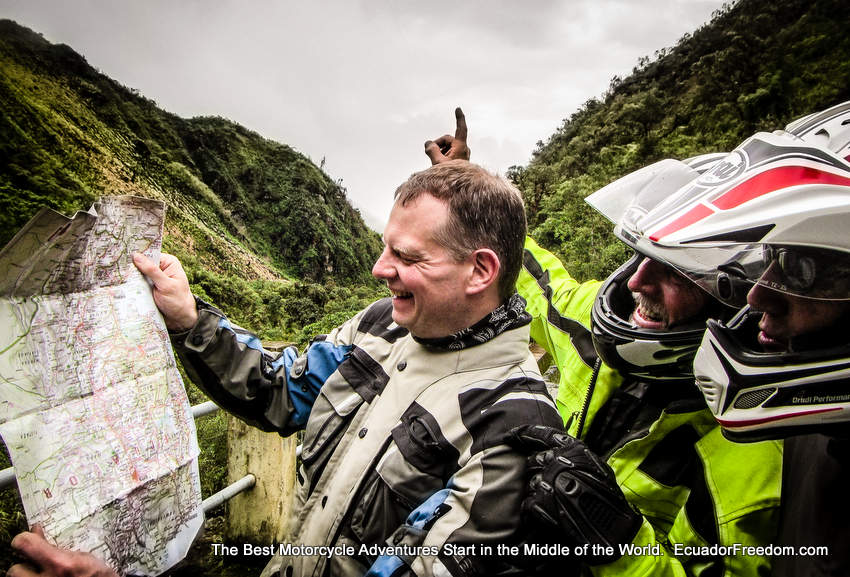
[0,21,387,567]
[514,0,850,282]
[0,19,381,288]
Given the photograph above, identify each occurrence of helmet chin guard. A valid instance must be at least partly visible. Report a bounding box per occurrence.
[590,253,709,382]
[694,306,850,441]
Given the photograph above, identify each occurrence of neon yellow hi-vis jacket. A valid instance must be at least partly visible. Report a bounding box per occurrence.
[516,236,782,577]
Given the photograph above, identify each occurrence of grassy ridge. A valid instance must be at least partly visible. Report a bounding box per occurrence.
[0,19,382,288]
[513,0,850,283]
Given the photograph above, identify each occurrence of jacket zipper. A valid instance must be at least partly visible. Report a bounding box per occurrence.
[571,357,601,440]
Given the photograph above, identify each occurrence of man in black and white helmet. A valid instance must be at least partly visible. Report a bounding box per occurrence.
[634,100,850,576]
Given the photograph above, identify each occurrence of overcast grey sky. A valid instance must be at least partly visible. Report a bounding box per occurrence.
[2,1,726,230]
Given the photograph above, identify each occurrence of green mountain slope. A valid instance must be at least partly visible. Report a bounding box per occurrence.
[514,0,850,282]
[0,19,381,286]
[0,21,387,563]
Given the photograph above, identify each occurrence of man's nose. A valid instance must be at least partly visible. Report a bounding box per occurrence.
[627,257,664,293]
[372,249,395,280]
[746,264,788,314]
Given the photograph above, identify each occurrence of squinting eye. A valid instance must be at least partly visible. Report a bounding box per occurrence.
[667,269,690,286]
[395,253,416,265]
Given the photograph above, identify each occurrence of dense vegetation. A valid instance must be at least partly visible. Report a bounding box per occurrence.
[0,19,382,288]
[513,0,850,282]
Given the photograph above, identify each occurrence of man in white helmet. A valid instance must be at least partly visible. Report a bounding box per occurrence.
[740,251,850,577]
[426,109,782,576]
[648,100,850,576]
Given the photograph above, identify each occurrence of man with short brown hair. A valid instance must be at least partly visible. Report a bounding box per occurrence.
[10,161,563,577]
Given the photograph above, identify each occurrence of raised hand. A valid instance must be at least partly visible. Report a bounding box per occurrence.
[424,107,470,165]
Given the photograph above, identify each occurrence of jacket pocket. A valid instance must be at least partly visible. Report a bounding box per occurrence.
[348,403,462,545]
[300,377,364,492]
[348,467,412,546]
[299,346,387,493]
[391,402,461,485]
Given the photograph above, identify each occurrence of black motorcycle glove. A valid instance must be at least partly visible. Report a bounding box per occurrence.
[508,425,643,565]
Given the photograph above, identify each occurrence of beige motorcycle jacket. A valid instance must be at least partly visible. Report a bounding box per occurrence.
[172,296,563,577]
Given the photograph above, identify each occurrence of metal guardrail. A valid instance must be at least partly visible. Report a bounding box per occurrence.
[0,402,254,515]
[190,400,220,419]
[202,473,256,513]
[0,466,15,490]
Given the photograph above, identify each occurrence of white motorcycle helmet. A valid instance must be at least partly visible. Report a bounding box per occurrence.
[585,153,732,382]
[620,100,850,440]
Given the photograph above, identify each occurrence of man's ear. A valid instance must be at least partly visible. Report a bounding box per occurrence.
[466,248,500,296]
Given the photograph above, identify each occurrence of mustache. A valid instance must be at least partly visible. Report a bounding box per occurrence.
[632,292,667,324]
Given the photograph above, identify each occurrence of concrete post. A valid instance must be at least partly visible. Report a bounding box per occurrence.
[224,414,297,543]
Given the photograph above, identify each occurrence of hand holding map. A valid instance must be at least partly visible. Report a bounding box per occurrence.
[0,196,203,576]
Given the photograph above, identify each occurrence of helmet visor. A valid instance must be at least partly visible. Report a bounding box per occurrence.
[659,243,850,305]
[586,159,702,229]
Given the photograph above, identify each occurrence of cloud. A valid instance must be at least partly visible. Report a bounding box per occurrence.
[1,0,726,230]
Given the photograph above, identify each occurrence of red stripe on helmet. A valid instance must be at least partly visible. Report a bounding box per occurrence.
[713,166,850,210]
[649,204,713,242]
[717,406,841,428]
[650,165,850,242]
